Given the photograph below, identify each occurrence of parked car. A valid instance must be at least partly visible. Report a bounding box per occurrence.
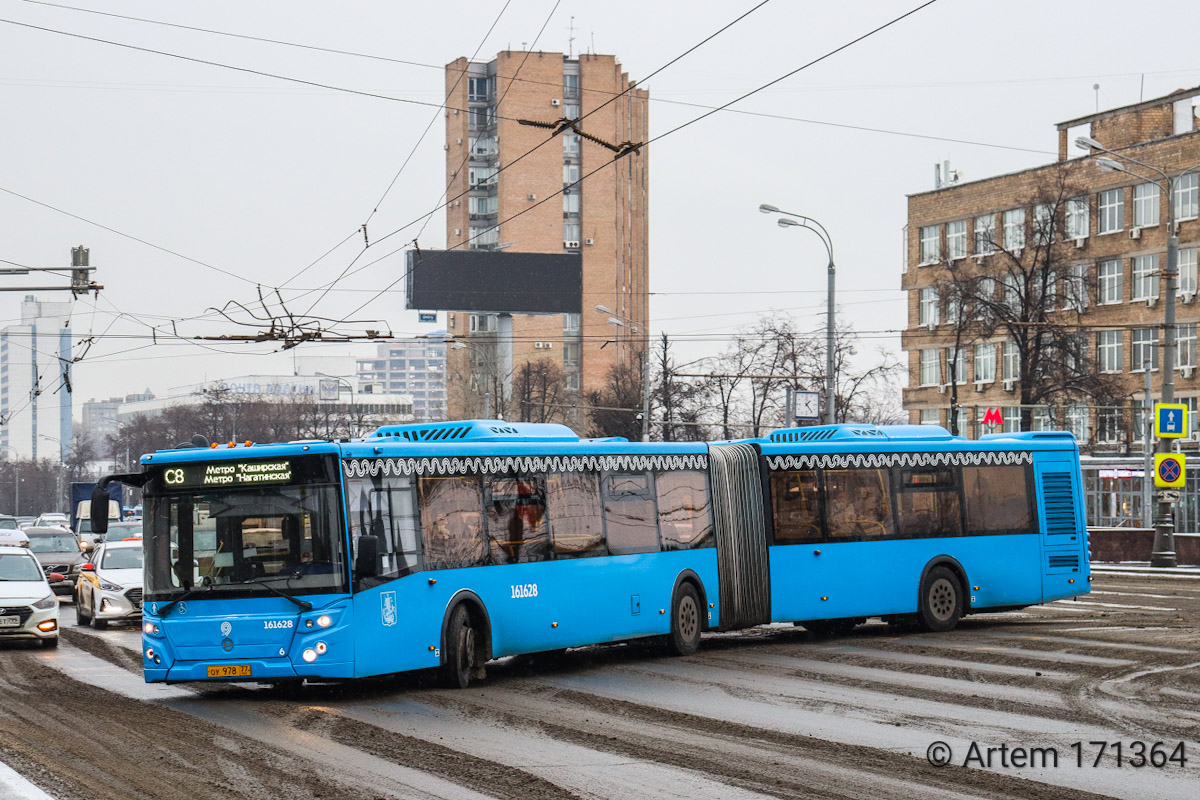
[16,516,37,528]
[75,539,142,628]
[0,515,20,530]
[34,513,70,530]
[22,527,86,596]
[0,544,60,647]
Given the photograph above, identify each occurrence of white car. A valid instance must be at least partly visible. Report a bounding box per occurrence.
[0,544,61,647]
[75,539,143,629]
[35,513,70,530]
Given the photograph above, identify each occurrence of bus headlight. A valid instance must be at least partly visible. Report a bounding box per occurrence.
[302,649,317,663]
[315,641,328,655]
[144,622,160,635]
[317,614,333,628]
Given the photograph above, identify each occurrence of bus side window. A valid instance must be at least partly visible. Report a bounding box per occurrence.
[894,466,962,538]
[823,468,894,540]
[962,465,1033,533]
[603,473,660,555]
[657,470,714,550]
[485,476,549,564]
[546,472,606,558]
[418,476,487,570]
[770,469,823,543]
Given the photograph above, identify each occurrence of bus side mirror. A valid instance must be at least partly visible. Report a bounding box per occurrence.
[355,535,379,579]
[90,485,111,536]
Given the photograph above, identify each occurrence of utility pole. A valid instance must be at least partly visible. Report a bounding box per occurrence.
[0,245,102,294]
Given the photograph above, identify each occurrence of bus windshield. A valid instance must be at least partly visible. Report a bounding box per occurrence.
[144,484,347,600]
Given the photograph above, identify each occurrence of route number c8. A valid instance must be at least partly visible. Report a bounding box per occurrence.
[164,468,185,485]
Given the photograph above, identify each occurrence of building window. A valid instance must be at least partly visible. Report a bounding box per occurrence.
[563,73,580,99]
[1098,259,1123,304]
[563,313,581,335]
[1042,269,1059,310]
[468,195,498,215]
[469,106,495,129]
[1098,188,1124,234]
[1065,263,1089,311]
[1173,172,1199,222]
[1002,340,1019,381]
[1003,274,1025,313]
[563,341,581,368]
[1033,203,1053,245]
[469,136,497,156]
[953,407,970,439]
[974,215,995,255]
[563,222,581,244]
[919,225,940,264]
[1132,254,1158,301]
[469,314,497,333]
[1065,197,1089,240]
[919,349,940,386]
[1179,323,1197,370]
[564,103,580,119]
[1180,247,1198,297]
[946,289,963,326]
[1066,405,1090,443]
[1031,406,1054,432]
[469,225,499,247]
[974,277,995,320]
[947,220,967,260]
[919,408,940,426]
[1003,208,1026,250]
[1098,330,1123,373]
[563,190,581,214]
[563,132,580,155]
[1133,183,1160,228]
[1132,328,1159,371]
[1096,408,1122,444]
[1001,406,1021,433]
[565,372,581,391]
[467,76,491,102]
[563,163,580,184]
[974,343,996,384]
[468,165,498,187]
[945,347,966,386]
[919,288,940,326]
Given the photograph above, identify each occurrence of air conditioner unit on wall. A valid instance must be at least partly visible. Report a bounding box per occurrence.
[1182,292,1197,304]
[534,342,544,349]
[585,237,594,245]
[1074,237,1087,249]
[550,98,561,106]
[938,384,948,394]
[1182,365,1195,378]
[1147,297,1158,308]
[1129,227,1142,239]
[924,321,937,331]
[1003,379,1015,392]
[564,240,581,249]
[973,382,985,393]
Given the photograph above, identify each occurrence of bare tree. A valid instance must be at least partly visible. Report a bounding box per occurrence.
[585,359,644,440]
[936,166,1123,435]
[514,358,564,423]
[652,334,708,441]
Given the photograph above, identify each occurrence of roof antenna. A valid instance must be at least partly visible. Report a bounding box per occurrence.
[1094,83,1100,113]
[568,16,575,58]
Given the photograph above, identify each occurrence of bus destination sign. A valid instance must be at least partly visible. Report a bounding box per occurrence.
[162,459,294,489]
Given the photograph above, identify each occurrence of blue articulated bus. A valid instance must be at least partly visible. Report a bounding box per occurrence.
[92,419,1088,687]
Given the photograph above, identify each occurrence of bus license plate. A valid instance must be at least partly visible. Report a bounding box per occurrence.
[206,664,251,678]
[0,616,19,628]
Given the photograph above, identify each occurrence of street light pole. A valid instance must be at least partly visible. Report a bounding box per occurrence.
[759,205,837,424]
[315,373,359,436]
[596,305,650,441]
[1077,136,1183,567]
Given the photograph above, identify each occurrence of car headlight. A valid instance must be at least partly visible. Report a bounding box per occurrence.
[98,579,123,592]
[32,594,57,610]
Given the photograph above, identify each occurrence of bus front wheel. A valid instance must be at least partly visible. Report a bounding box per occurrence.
[666,583,702,657]
[918,566,963,632]
[441,604,483,689]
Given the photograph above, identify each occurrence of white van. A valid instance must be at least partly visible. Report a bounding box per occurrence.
[75,500,121,545]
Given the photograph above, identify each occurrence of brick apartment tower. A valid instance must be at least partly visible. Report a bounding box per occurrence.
[443,51,649,424]
[902,87,1200,453]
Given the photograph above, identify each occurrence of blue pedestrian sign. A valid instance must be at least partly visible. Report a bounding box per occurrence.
[1154,403,1188,438]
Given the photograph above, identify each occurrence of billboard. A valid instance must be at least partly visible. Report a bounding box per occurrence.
[405,249,581,314]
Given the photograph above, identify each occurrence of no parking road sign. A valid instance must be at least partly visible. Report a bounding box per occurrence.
[1154,453,1186,488]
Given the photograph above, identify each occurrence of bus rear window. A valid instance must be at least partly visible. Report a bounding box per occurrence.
[895,467,962,537]
[962,465,1033,533]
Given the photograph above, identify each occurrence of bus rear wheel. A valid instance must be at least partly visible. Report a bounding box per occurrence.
[441,604,482,689]
[918,566,963,632]
[666,583,702,657]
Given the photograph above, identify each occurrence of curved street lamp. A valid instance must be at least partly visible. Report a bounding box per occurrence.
[759,204,837,425]
[595,304,650,441]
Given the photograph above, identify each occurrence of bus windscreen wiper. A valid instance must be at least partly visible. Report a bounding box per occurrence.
[232,576,313,611]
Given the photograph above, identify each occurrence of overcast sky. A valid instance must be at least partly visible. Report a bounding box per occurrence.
[2,0,1198,416]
